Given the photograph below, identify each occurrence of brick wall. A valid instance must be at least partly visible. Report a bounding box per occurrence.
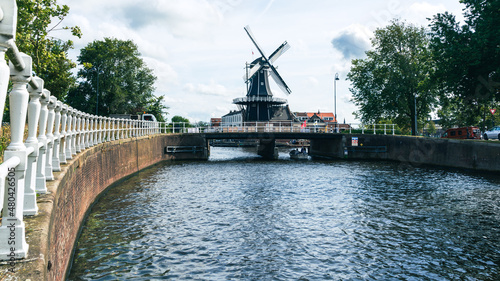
[25,134,207,281]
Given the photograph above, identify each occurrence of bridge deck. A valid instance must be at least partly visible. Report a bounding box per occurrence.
[199,132,344,140]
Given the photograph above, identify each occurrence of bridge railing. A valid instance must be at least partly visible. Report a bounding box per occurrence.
[0,0,161,260]
[161,121,396,135]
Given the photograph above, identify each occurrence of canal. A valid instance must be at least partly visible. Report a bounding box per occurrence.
[68,147,500,280]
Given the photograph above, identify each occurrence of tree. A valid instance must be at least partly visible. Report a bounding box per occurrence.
[68,38,157,116]
[145,95,169,122]
[429,0,500,129]
[171,115,190,124]
[16,0,82,100]
[347,20,437,135]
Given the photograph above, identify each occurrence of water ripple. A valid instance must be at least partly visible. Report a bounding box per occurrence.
[69,147,500,280]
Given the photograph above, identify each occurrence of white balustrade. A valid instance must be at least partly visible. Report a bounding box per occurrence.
[0,0,166,260]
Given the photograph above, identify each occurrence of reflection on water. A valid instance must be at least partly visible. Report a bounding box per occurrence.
[68,147,500,280]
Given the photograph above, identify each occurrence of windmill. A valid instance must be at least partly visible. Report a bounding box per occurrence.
[233,25,293,122]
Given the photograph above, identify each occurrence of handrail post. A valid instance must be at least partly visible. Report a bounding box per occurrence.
[85,113,94,149]
[59,104,68,163]
[65,107,73,159]
[70,108,77,156]
[384,124,387,135]
[75,111,82,153]
[36,89,50,192]
[0,52,31,259]
[24,76,43,216]
[110,118,115,141]
[45,96,56,180]
[107,117,111,141]
[97,116,102,143]
[52,101,62,171]
[393,124,395,135]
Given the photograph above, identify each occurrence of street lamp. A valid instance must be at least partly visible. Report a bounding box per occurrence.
[334,73,339,132]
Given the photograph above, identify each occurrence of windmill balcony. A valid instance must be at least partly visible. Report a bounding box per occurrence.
[233,96,287,105]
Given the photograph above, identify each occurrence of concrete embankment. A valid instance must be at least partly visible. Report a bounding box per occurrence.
[310,134,500,172]
[0,134,207,281]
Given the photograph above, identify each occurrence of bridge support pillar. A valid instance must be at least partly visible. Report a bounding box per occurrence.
[309,135,346,159]
[257,138,278,160]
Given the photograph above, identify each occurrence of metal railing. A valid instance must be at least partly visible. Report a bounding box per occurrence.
[161,121,396,135]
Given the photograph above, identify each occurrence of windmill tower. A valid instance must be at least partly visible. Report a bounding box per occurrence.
[233,26,293,122]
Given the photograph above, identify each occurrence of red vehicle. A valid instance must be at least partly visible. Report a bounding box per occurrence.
[441,127,481,139]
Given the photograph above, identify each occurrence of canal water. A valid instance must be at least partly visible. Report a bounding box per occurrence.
[68,147,500,280]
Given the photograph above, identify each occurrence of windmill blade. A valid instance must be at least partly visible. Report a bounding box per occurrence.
[268,64,292,95]
[243,62,263,82]
[269,41,290,64]
[244,25,268,59]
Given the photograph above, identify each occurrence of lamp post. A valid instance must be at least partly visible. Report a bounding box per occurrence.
[334,73,339,133]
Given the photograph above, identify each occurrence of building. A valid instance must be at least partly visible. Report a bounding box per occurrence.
[221,110,243,127]
[210,118,221,127]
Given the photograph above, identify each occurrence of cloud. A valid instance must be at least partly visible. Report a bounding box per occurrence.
[120,0,220,38]
[331,25,372,59]
[184,80,235,97]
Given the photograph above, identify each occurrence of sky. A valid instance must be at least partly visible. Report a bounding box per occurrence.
[56,0,466,124]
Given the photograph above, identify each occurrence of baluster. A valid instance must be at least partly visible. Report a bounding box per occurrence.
[84,114,90,148]
[65,107,73,159]
[75,111,82,153]
[45,96,56,180]
[24,77,43,216]
[111,118,116,141]
[0,53,31,259]
[125,119,128,138]
[59,105,68,163]
[107,117,111,141]
[36,89,49,193]
[86,115,91,146]
[89,115,94,146]
[97,116,104,144]
[52,101,62,171]
[71,108,77,155]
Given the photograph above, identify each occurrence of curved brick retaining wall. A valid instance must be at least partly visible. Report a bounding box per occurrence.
[0,134,207,281]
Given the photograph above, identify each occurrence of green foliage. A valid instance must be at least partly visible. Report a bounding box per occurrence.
[171,115,190,124]
[68,38,158,117]
[16,0,81,101]
[429,0,500,128]
[146,95,169,122]
[347,20,437,135]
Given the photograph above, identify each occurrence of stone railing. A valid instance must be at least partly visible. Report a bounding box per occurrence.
[0,0,161,261]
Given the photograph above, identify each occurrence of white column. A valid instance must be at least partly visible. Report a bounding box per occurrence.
[52,101,62,171]
[35,90,49,193]
[24,77,43,216]
[65,107,73,160]
[75,111,82,153]
[45,96,56,180]
[107,117,111,141]
[97,117,102,144]
[110,118,115,141]
[0,53,31,259]
[85,114,94,148]
[71,108,77,156]
[59,105,68,163]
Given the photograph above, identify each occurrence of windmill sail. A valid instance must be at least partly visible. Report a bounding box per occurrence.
[269,64,291,95]
[244,26,267,59]
[269,41,290,64]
